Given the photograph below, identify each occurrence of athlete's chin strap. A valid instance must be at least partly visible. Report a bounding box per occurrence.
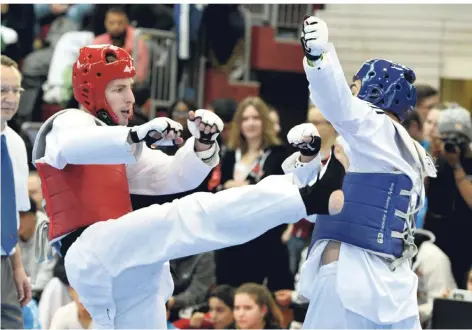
[96,109,118,126]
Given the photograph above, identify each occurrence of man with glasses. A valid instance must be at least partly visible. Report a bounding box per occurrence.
[1,54,32,328]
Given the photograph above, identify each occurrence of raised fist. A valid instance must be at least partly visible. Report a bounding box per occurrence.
[187,109,224,145]
[300,15,329,61]
[287,123,322,156]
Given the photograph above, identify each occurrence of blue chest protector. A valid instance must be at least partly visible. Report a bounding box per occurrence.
[310,172,419,270]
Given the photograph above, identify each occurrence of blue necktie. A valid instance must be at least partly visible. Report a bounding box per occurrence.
[1,134,18,253]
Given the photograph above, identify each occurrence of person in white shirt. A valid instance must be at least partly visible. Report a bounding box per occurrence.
[413,229,457,326]
[18,198,58,300]
[1,54,32,329]
[285,15,439,329]
[32,44,348,329]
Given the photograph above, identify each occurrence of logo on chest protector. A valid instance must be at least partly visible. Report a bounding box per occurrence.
[378,183,395,244]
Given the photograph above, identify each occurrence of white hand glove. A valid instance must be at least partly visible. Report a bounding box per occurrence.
[300,15,329,60]
[187,109,224,145]
[287,123,322,156]
[130,117,183,147]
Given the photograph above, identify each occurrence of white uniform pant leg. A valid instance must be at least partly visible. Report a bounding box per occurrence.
[302,262,421,329]
[82,175,306,275]
[65,232,170,329]
[65,175,305,329]
[113,293,167,329]
[64,240,116,329]
[47,31,95,86]
[111,263,168,329]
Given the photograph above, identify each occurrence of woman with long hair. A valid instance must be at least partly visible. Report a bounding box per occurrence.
[231,283,283,329]
[215,96,293,292]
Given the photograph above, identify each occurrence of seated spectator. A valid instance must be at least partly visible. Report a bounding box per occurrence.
[1,4,35,63]
[207,285,235,329]
[231,283,284,329]
[42,30,95,105]
[175,285,235,329]
[34,4,94,27]
[19,12,82,122]
[38,260,72,329]
[168,252,216,321]
[19,197,57,301]
[413,229,457,326]
[275,247,310,329]
[93,6,149,84]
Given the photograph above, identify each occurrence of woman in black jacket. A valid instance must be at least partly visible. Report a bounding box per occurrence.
[215,96,293,292]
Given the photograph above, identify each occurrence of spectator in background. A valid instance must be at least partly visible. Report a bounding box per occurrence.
[268,106,281,136]
[413,229,457,327]
[42,30,95,105]
[208,98,238,156]
[402,111,424,143]
[159,99,197,156]
[415,84,440,124]
[38,259,72,329]
[201,5,245,79]
[19,198,57,301]
[416,104,445,228]
[169,99,197,139]
[216,96,293,292]
[231,283,284,329]
[467,267,472,291]
[34,4,94,27]
[207,285,235,329]
[28,172,43,211]
[422,104,443,152]
[167,252,216,321]
[19,5,82,122]
[0,4,35,63]
[93,6,149,83]
[1,55,32,329]
[424,105,472,288]
[176,284,235,329]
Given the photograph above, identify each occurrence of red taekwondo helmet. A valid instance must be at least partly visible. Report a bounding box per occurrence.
[72,44,136,125]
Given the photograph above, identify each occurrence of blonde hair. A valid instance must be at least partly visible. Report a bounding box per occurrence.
[235,283,283,328]
[228,97,281,153]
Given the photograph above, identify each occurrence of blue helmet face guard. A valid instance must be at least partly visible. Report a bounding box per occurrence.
[354,59,417,122]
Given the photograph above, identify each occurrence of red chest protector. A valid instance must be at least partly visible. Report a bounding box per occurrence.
[32,109,133,242]
[36,163,132,241]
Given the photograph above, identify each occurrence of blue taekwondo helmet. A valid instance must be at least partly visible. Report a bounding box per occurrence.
[353,59,417,122]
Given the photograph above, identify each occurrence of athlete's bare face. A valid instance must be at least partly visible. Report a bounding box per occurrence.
[105,78,135,126]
